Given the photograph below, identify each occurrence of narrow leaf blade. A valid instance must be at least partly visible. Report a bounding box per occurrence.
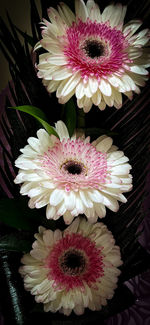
[9,105,59,137]
[64,99,76,137]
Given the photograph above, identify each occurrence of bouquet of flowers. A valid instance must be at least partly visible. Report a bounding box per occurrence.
[0,0,150,324]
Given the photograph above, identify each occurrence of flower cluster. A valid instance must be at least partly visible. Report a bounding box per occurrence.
[12,0,150,318]
[35,0,150,112]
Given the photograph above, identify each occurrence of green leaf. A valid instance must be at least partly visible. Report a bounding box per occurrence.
[63,99,76,137]
[9,105,59,137]
[0,198,43,231]
[0,233,31,253]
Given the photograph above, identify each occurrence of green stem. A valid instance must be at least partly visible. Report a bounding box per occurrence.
[77,109,86,129]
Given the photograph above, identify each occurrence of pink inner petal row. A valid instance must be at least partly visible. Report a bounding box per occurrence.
[64,19,130,79]
[41,138,107,191]
[46,233,104,291]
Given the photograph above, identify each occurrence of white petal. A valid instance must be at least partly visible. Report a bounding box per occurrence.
[102,5,114,22]
[77,97,85,108]
[92,91,102,106]
[108,75,124,89]
[123,20,142,38]
[76,195,85,214]
[56,203,66,216]
[43,229,54,245]
[20,182,34,194]
[20,145,37,157]
[83,81,92,98]
[111,156,129,166]
[86,211,98,223]
[64,191,76,210]
[121,74,136,91]
[127,72,147,87]
[92,135,107,147]
[79,190,93,208]
[55,120,69,140]
[47,7,67,33]
[133,36,149,47]
[112,89,122,109]
[103,94,114,107]
[52,67,73,80]
[96,137,113,153]
[128,48,142,60]
[30,249,48,260]
[111,164,131,175]
[63,211,74,224]
[61,308,72,316]
[83,97,93,113]
[108,145,118,152]
[47,80,61,92]
[89,78,99,94]
[58,73,81,97]
[75,0,88,22]
[50,189,64,206]
[107,151,124,160]
[47,55,67,66]
[46,205,56,219]
[98,101,106,111]
[58,3,76,26]
[58,89,75,104]
[99,79,112,96]
[94,203,106,218]
[86,0,101,22]
[37,129,50,147]
[103,195,119,212]
[64,217,80,234]
[130,66,148,75]
[28,187,45,198]
[106,4,126,28]
[75,81,85,99]
[15,172,42,183]
[15,158,38,170]
[34,41,41,51]
[47,7,63,24]
[28,137,41,152]
[35,195,49,209]
[40,39,61,54]
[88,190,104,203]
[74,304,84,315]
[39,181,55,189]
[54,229,62,242]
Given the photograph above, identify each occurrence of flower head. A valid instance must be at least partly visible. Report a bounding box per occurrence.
[14,121,132,224]
[19,217,122,315]
[35,0,150,112]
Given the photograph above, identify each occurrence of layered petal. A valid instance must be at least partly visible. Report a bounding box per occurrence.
[35,0,150,112]
[19,217,122,315]
[14,121,132,223]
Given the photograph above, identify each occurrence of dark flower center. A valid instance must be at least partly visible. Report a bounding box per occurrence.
[84,40,105,58]
[60,249,86,275]
[63,161,83,175]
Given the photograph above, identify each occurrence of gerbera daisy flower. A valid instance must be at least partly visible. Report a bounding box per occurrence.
[14,121,132,224]
[35,0,150,112]
[19,217,123,315]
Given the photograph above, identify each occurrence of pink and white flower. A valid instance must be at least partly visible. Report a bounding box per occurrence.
[19,217,122,315]
[14,121,132,224]
[35,0,150,112]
